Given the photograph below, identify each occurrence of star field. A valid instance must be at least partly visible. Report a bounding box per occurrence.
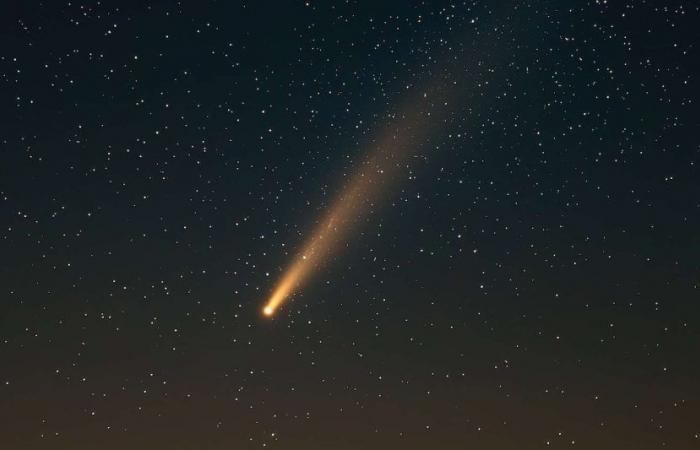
[1,1,699,449]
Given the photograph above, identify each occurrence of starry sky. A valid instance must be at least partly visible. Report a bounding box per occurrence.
[2,1,699,449]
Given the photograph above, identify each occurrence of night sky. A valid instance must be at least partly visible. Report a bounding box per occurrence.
[2,1,700,449]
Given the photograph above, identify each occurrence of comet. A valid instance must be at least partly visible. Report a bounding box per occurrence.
[262,71,464,317]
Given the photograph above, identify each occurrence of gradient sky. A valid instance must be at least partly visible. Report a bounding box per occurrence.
[1,1,699,449]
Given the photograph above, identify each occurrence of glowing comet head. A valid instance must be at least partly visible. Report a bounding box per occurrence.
[262,262,307,317]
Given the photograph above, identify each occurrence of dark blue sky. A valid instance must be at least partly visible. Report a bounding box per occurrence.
[1,1,699,448]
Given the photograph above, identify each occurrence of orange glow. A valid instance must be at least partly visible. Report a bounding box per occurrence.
[262,77,458,316]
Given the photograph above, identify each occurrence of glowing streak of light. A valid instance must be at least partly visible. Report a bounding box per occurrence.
[262,76,459,317]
